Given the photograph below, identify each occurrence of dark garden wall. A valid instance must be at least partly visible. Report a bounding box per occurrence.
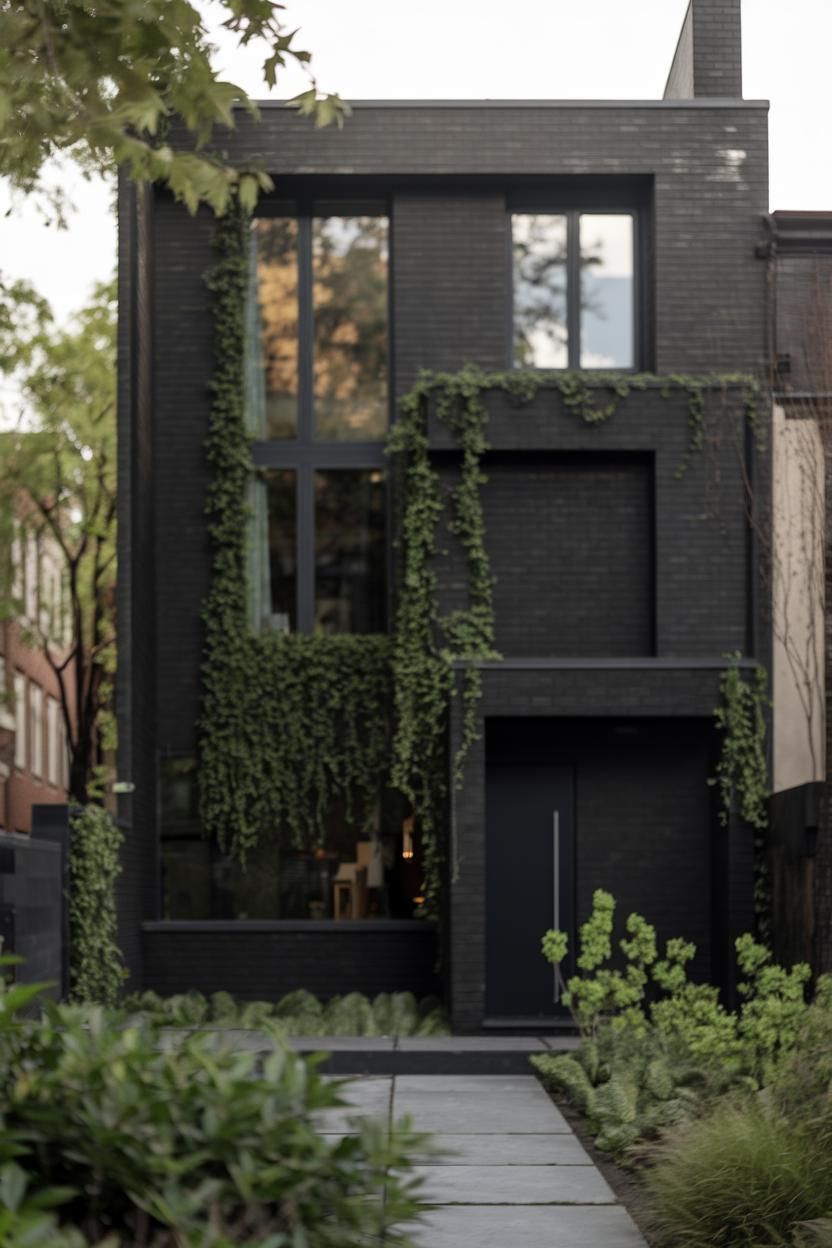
[0,830,64,997]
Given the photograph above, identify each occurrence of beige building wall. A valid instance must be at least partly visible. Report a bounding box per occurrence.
[772,403,825,792]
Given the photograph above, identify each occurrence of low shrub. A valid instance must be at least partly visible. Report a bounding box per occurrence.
[0,972,427,1247]
[643,1101,832,1248]
[123,987,449,1036]
[535,890,812,1156]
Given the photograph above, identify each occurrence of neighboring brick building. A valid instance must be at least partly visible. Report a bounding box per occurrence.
[0,522,73,835]
[118,0,773,1026]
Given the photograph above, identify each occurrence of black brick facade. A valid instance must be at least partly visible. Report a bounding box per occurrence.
[142,922,439,1001]
[117,0,770,1020]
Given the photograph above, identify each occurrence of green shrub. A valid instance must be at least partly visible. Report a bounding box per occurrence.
[68,805,126,1007]
[0,985,426,1246]
[123,986,450,1036]
[643,1101,832,1248]
[536,892,813,1157]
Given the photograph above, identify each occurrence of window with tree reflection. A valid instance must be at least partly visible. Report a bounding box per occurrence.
[247,203,389,635]
[512,211,635,370]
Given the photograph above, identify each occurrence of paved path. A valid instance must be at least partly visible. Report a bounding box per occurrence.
[317,1074,648,1248]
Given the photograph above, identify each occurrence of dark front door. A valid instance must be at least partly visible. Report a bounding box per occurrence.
[486,763,575,1020]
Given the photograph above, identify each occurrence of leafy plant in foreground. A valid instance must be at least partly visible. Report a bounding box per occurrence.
[0,971,427,1246]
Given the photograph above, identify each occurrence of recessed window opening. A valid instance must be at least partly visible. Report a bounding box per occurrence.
[247,201,390,634]
[512,211,635,370]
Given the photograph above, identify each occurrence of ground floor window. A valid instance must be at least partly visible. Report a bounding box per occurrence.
[159,758,425,921]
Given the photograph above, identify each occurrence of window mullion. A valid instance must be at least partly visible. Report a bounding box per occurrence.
[566,211,581,369]
[297,463,315,632]
[298,214,314,441]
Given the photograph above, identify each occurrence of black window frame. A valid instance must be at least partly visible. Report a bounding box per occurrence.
[251,198,392,634]
[508,200,644,373]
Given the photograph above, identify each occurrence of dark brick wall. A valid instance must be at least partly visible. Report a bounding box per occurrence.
[142,922,439,1000]
[439,453,653,657]
[692,0,743,99]
[665,1,743,100]
[432,386,751,660]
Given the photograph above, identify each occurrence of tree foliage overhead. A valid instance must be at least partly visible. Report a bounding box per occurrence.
[1,279,117,804]
[0,0,348,216]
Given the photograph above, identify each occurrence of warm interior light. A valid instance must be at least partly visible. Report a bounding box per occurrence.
[402,815,414,860]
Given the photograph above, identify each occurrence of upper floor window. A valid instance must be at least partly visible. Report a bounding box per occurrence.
[512,212,635,370]
[251,204,389,442]
[247,201,389,635]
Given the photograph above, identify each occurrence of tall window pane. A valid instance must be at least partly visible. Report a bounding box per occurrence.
[580,214,634,368]
[265,469,297,631]
[253,217,299,439]
[512,214,568,368]
[315,470,385,633]
[313,215,388,440]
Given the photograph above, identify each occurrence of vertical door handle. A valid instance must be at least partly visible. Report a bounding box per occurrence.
[553,810,560,1004]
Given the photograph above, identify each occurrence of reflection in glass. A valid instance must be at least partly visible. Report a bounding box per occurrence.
[159,759,422,919]
[265,469,296,631]
[313,216,388,440]
[315,470,385,633]
[512,214,568,368]
[580,214,634,368]
[252,217,299,439]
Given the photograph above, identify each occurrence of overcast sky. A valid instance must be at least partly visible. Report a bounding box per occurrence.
[1,0,830,329]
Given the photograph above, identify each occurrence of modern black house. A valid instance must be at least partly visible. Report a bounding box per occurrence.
[117,0,774,1030]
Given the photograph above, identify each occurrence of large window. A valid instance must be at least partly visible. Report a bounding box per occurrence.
[159,759,424,921]
[248,202,389,633]
[512,212,635,370]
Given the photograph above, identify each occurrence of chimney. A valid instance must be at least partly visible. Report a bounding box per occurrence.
[664,0,742,100]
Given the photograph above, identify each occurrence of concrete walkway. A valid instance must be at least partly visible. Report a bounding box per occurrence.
[317,1074,648,1248]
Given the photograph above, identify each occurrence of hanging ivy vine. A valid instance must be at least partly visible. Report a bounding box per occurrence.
[711,655,772,940]
[198,207,393,864]
[198,202,766,916]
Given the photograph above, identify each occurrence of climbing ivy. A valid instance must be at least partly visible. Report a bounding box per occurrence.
[198,206,393,864]
[712,657,771,942]
[712,658,770,831]
[198,205,766,916]
[68,805,126,1006]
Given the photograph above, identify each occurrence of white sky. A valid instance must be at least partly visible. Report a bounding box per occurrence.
[0,0,830,329]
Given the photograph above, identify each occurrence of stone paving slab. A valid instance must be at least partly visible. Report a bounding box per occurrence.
[415,1163,616,1206]
[288,1036,397,1051]
[397,1035,549,1051]
[412,1205,647,1247]
[394,1074,539,1095]
[313,1076,392,1131]
[421,1133,593,1166]
[393,1090,570,1134]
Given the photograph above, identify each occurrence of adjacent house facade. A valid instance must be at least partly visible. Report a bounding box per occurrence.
[117,0,773,1028]
[0,517,73,836]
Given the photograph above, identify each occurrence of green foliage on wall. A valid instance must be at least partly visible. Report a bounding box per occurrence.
[199,203,768,916]
[713,659,770,832]
[68,805,126,1006]
[199,207,393,864]
[201,632,393,862]
[712,657,772,940]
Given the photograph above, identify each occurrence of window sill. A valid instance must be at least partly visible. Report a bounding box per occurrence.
[142,919,436,933]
